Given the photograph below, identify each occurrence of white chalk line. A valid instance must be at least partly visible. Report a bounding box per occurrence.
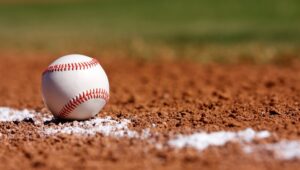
[0,106,300,160]
[168,128,270,151]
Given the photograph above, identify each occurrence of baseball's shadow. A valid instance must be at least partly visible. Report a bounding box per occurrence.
[43,118,77,125]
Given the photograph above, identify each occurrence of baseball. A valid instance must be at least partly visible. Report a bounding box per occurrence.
[41,54,109,120]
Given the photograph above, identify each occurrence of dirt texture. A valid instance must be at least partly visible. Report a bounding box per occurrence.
[0,52,300,170]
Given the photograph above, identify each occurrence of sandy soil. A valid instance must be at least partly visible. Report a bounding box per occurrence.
[0,53,300,170]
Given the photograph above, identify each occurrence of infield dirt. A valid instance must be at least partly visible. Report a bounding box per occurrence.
[0,52,300,170]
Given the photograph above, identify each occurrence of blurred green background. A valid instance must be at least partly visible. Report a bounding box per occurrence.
[0,0,299,61]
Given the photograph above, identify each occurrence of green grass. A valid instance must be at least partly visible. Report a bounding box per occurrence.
[0,0,299,51]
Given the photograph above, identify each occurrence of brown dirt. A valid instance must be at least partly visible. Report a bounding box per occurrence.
[0,52,300,170]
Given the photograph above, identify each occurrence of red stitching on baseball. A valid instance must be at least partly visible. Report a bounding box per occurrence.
[58,88,109,118]
[42,59,99,75]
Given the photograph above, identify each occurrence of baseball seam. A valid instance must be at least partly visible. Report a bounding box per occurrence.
[42,59,99,75]
[58,88,109,118]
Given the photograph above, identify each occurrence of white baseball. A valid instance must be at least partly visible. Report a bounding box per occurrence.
[41,54,109,120]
